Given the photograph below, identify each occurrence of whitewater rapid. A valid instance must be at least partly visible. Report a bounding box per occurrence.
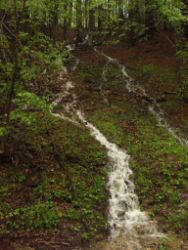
[77,111,160,245]
[50,63,161,249]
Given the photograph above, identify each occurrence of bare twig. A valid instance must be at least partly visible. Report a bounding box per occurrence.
[2,22,22,47]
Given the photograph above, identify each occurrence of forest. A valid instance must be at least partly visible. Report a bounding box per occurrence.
[0,0,188,250]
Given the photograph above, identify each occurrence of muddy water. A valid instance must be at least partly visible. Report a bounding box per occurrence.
[51,70,162,249]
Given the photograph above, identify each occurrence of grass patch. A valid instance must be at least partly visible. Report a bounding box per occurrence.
[0,115,108,242]
[81,61,188,236]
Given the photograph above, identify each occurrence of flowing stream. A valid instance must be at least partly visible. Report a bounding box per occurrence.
[49,42,188,249]
[77,111,161,250]
[94,47,188,146]
[50,51,163,249]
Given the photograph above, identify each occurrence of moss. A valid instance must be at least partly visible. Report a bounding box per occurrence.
[130,63,177,88]
[0,113,108,241]
[76,63,102,88]
[79,61,188,236]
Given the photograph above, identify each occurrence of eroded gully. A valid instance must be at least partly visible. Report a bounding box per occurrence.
[50,47,165,250]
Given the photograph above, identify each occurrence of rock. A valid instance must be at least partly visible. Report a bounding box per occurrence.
[87,85,101,92]
[0,153,12,164]
[25,177,39,187]
[156,95,166,102]
[24,152,34,159]
[117,211,125,218]
[13,243,35,250]
[142,95,152,102]
[164,90,177,95]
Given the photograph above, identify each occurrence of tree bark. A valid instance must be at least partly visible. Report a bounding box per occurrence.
[117,0,124,22]
[5,0,19,123]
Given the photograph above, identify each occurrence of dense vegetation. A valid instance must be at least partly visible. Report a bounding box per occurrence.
[0,0,188,249]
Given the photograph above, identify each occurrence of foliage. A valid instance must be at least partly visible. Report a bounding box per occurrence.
[0,112,108,240]
[176,44,188,100]
[6,202,62,230]
[179,77,188,101]
[79,59,188,237]
[1,0,188,246]
[10,92,50,126]
[155,0,187,30]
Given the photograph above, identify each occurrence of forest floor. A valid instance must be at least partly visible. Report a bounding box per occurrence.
[101,36,188,138]
[1,36,188,249]
[74,35,188,249]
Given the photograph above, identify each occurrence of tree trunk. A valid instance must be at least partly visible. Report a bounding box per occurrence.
[117,0,124,23]
[98,6,103,30]
[89,8,95,32]
[182,0,188,38]
[50,3,59,39]
[76,0,82,29]
[5,0,19,123]
[84,0,89,30]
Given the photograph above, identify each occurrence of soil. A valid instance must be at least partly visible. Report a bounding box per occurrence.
[1,35,188,250]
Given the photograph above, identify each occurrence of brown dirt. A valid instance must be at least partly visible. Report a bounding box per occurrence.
[2,36,188,250]
[83,36,188,139]
[75,48,106,67]
[101,36,177,69]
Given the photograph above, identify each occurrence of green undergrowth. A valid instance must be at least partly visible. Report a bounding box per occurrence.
[76,62,103,88]
[132,63,176,89]
[129,62,188,138]
[0,113,108,242]
[76,61,188,240]
[128,62,177,106]
[91,99,188,237]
